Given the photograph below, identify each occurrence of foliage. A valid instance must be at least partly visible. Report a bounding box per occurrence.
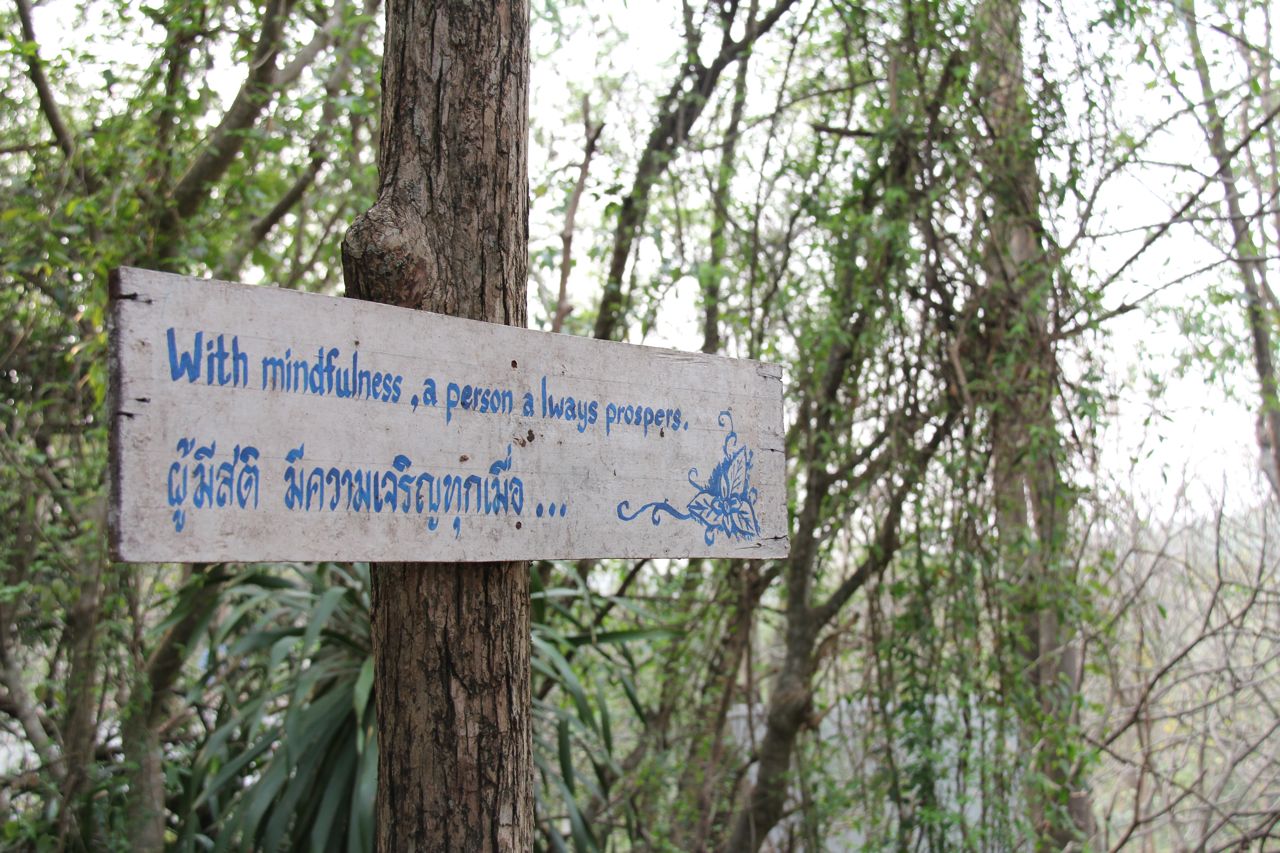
[172,563,376,853]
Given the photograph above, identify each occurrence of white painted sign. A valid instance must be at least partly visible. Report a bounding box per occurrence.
[108,267,788,562]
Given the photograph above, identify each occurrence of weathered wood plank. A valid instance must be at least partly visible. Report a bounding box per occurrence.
[108,267,788,562]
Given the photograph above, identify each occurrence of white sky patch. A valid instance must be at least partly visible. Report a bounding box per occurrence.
[1058,7,1271,512]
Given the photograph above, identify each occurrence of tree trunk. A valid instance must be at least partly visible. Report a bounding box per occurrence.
[700,42,752,356]
[973,0,1092,845]
[341,1,532,850]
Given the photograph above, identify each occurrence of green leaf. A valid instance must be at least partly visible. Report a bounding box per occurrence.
[197,728,278,808]
[309,740,356,851]
[353,656,375,728]
[303,586,349,654]
[594,674,614,755]
[616,672,646,722]
[555,770,598,853]
[533,635,597,734]
[558,716,575,797]
[351,731,378,853]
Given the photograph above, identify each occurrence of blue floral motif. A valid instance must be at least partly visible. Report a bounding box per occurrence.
[617,411,761,545]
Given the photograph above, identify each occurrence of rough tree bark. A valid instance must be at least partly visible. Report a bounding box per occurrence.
[340,1,533,850]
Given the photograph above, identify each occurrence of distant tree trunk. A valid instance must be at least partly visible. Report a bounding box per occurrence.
[721,24,959,842]
[669,560,767,850]
[122,562,222,852]
[1179,0,1280,502]
[973,0,1092,845]
[700,42,752,356]
[340,1,532,850]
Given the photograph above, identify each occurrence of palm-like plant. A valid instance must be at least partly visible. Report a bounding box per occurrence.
[171,563,374,852]
[163,560,670,852]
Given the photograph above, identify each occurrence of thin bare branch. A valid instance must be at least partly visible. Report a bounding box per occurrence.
[552,97,603,334]
[13,0,90,188]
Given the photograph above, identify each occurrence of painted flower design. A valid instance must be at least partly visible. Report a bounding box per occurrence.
[617,411,760,545]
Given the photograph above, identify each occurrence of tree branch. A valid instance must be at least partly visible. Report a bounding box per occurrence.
[592,0,801,341]
[216,0,377,280]
[0,655,64,784]
[273,0,354,90]
[552,97,603,333]
[811,409,958,628]
[13,0,89,188]
[166,0,292,224]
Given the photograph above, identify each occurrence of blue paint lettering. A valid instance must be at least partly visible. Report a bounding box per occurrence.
[166,328,247,387]
[446,381,514,424]
[166,437,260,532]
[167,328,202,382]
[605,400,683,437]
[275,443,535,539]
[258,345,403,405]
[540,376,597,433]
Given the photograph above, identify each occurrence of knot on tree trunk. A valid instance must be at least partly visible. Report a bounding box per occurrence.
[341,198,438,309]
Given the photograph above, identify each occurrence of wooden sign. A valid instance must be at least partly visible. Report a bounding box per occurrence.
[108,268,788,562]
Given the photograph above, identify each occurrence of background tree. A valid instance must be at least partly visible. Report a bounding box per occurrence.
[971,0,1093,843]
[2,0,381,845]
